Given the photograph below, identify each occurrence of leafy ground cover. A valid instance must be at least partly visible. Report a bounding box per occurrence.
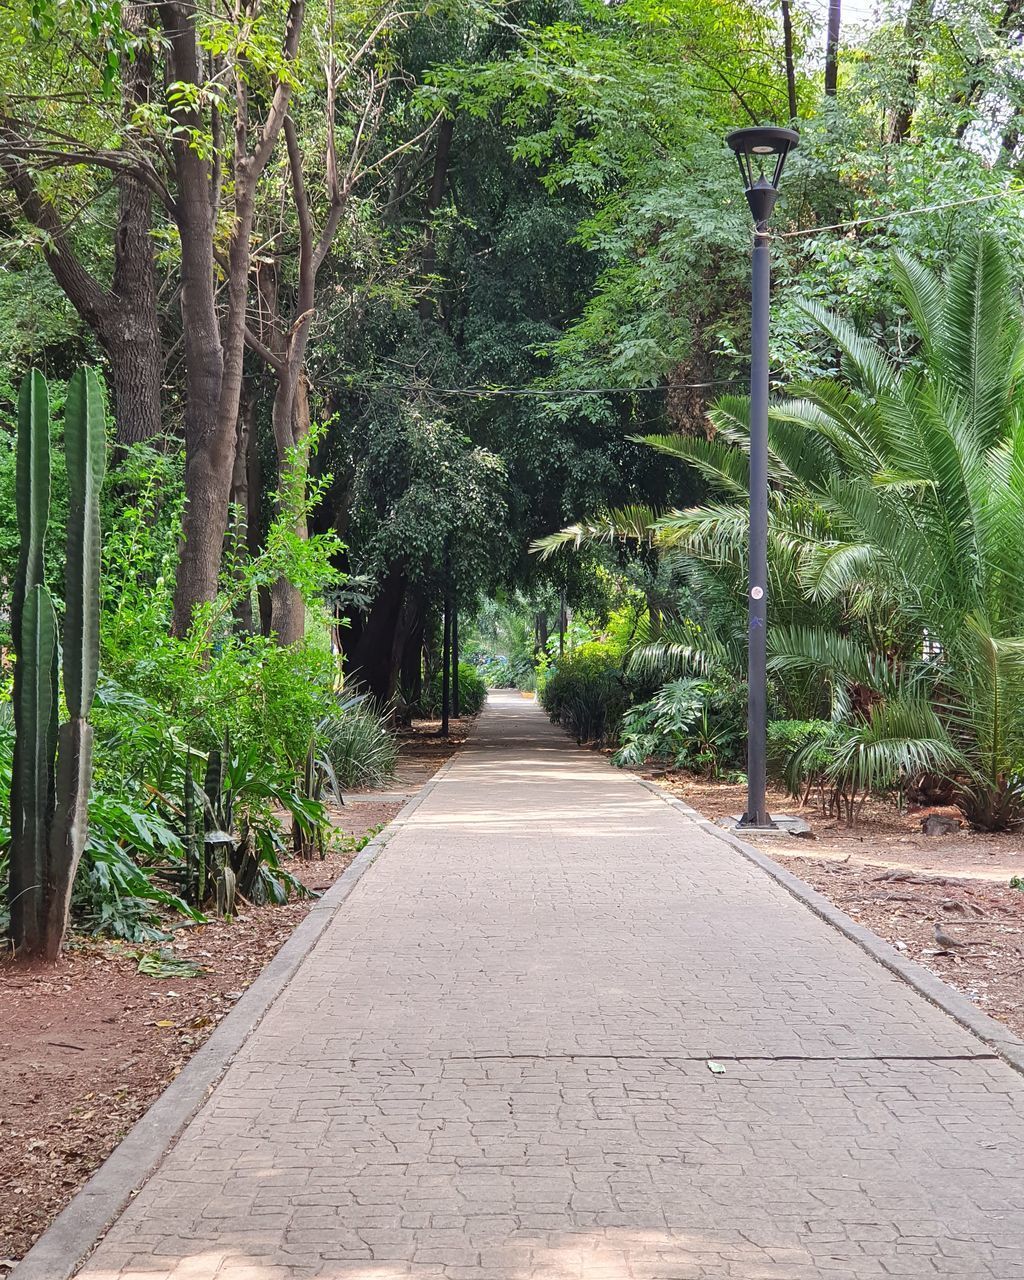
[0,717,472,1263]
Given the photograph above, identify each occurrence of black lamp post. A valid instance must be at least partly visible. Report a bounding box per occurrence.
[726,125,798,830]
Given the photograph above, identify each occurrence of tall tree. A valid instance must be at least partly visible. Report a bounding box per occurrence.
[0,4,163,444]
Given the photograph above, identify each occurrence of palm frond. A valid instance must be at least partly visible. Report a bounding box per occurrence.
[530,505,661,558]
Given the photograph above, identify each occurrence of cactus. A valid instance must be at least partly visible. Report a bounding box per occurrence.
[7,367,106,960]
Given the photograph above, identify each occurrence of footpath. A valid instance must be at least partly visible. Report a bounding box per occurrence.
[41,692,1024,1277]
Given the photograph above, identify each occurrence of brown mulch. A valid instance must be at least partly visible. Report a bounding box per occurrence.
[651,771,1024,1044]
[0,719,466,1263]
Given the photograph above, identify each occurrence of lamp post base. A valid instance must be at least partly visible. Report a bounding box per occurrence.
[737,811,778,831]
[718,813,812,838]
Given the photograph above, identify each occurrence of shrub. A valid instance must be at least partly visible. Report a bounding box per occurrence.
[318,694,399,790]
[613,676,746,776]
[541,644,628,744]
[767,720,836,786]
[425,661,487,717]
[478,655,514,687]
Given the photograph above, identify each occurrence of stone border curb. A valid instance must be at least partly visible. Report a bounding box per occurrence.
[636,777,1024,1077]
[13,750,462,1280]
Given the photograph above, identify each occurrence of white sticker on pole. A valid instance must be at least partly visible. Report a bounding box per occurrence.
[750,586,764,600]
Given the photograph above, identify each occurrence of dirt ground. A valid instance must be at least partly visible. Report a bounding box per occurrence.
[0,718,469,1264]
[654,772,1024,1043]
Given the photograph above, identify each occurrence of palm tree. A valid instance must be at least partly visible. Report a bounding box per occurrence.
[536,234,1024,828]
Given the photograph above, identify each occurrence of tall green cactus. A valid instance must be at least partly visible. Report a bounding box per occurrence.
[7,367,106,960]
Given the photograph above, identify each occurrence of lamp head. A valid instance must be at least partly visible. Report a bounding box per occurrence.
[726,126,799,227]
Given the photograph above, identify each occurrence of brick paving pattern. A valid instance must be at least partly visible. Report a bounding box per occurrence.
[77,693,1024,1278]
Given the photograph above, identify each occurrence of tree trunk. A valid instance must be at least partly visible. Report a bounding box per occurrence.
[401,613,424,709]
[782,1,799,120]
[169,0,305,634]
[451,585,460,718]
[888,0,932,143]
[440,590,451,736]
[269,372,311,644]
[0,4,163,448]
[824,0,841,97]
[346,566,408,698]
[418,118,454,321]
[106,15,162,445]
[231,385,257,632]
[166,1,226,634]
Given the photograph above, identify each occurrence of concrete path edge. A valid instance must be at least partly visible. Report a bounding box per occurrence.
[636,776,1024,1075]
[12,751,462,1280]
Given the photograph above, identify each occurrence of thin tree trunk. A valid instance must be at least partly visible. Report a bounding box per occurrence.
[440,590,451,737]
[231,384,258,632]
[824,0,841,97]
[269,372,311,644]
[782,1,799,119]
[888,0,932,143]
[418,117,454,321]
[452,583,460,718]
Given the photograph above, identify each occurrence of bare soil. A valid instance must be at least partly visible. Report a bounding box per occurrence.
[652,771,1024,1042]
[0,719,466,1263]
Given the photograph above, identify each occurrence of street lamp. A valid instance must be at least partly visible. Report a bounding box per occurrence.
[726,125,798,830]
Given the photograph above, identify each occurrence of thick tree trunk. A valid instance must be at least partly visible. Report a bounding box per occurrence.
[400,609,424,710]
[105,15,162,445]
[0,4,163,448]
[168,0,305,633]
[346,566,409,698]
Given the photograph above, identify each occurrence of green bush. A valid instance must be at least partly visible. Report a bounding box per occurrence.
[0,431,356,943]
[613,676,746,776]
[319,694,399,790]
[477,655,514,687]
[767,720,836,787]
[425,662,487,717]
[541,643,628,744]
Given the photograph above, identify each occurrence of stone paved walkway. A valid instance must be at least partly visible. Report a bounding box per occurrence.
[77,693,1024,1279]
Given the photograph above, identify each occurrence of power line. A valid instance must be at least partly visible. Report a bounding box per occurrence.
[346,377,746,399]
[776,187,1023,239]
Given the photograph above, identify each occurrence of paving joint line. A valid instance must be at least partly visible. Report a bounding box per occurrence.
[439,1051,1001,1064]
[12,748,467,1280]
[636,775,1024,1079]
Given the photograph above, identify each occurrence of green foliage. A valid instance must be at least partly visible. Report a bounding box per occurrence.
[541,644,628,745]
[424,662,487,718]
[76,794,200,941]
[318,694,399,790]
[454,663,487,716]
[767,720,837,790]
[613,676,746,777]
